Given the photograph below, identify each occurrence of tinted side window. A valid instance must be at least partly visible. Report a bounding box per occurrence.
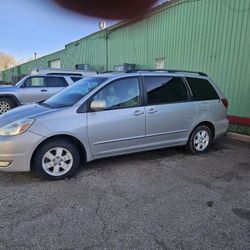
[47,77,68,87]
[145,77,188,105]
[186,77,219,101]
[24,77,46,87]
[93,77,140,110]
[71,77,83,82]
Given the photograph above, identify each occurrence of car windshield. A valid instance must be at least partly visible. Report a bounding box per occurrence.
[42,77,107,108]
[15,76,29,87]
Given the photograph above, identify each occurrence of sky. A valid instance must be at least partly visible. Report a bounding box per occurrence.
[0,0,165,62]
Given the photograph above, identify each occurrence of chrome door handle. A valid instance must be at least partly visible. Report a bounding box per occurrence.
[148,108,157,114]
[133,110,144,116]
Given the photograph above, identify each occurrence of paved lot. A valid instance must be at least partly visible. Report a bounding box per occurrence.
[0,137,249,250]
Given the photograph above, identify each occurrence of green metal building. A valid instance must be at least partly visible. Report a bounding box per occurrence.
[2,0,250,134]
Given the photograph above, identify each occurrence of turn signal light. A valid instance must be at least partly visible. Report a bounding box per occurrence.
[0,161,12,168]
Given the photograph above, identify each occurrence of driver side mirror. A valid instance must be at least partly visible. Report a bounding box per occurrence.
[90,100,107,111]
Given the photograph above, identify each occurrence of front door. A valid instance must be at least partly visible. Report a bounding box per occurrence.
[18,76,48,104]
[87,77,145,157]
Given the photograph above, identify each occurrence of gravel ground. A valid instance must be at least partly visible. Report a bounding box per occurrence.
[0,137,249,250]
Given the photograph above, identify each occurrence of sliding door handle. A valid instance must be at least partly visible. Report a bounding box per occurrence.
[133,110,144,116]
[148,108,157,114]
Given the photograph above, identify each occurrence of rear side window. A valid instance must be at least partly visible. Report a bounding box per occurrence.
[145,77,188,105]
[186,77,219,101]
[71,77,83,82]
[47,77,68,87]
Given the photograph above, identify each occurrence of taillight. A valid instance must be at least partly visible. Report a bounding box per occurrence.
[221,98,228,108]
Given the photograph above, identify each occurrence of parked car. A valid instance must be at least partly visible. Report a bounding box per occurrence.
[0,70,229,180]
[0,80,11,86]
[0,73,95,114]
[30,66,96,76]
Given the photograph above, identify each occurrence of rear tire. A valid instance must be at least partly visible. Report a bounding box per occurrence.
[0,97,16,114]
[186,125,212,154]
[33,139,81,181]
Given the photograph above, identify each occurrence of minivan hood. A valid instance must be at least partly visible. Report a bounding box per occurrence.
[0,104,52,127]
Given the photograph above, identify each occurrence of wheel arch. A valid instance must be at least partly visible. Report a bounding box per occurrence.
[0,94,21,106]
[30,134,88,170]
[189,121,215,140]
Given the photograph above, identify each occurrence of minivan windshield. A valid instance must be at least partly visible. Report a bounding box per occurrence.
[42,77,107,108]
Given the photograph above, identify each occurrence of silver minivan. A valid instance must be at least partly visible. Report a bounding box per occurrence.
[0,70,229,180]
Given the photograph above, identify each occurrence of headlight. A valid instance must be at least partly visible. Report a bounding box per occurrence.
[0,118,35,136]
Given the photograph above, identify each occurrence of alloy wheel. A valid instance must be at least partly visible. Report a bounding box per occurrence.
[193,130,210,151]
[42,147,73,177]
[0,101,11,114]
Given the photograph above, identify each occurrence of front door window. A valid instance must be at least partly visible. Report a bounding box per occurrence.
[23,77,46,88]
[93,77,140,110]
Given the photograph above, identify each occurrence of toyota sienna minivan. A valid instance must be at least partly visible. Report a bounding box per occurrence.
[0,70,229,180]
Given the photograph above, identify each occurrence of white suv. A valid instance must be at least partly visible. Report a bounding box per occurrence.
[0,73,94,114]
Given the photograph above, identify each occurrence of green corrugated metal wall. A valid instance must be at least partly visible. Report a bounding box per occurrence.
[3,50,64,79]
[2,0,250,133]
[61,31,107,71]
[107,0,250,120]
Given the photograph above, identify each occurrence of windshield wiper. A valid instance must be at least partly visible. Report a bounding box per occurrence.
[38,102,51,108]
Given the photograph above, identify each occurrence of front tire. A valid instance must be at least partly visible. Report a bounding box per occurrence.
[33,139,81,181]
[0,97,16,114]
[186,125,212,154]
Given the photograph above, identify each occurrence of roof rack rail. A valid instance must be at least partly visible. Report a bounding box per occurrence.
[46,73,83,76]
[125,69,208,77]
[99,71,118,74]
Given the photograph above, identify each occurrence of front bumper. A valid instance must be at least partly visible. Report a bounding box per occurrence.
[0,131,43,172]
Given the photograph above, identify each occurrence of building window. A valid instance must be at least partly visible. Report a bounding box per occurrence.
[49,59,61,69]
[155,57,165,69]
